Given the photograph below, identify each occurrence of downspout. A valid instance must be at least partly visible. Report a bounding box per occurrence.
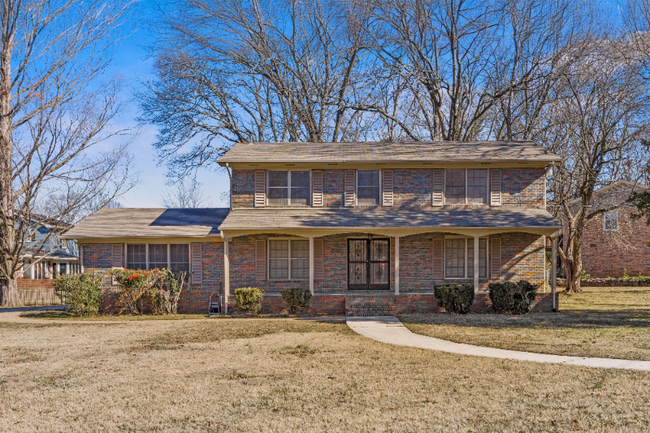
[225,163,233,211]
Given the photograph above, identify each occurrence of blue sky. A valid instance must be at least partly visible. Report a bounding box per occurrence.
[107,1,230,208]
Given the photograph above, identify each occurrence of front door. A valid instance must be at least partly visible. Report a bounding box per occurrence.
[348,238,390,290]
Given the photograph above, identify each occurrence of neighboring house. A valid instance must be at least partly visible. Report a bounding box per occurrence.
[579,181,650,278]
[62,141,563,315]
[19,217,81,280]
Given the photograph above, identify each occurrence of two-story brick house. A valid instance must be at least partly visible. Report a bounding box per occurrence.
[63,141,562,315]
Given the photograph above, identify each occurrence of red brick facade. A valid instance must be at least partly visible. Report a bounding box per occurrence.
[581,206,650,277]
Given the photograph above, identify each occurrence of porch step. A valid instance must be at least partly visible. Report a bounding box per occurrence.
[346,294,395,317]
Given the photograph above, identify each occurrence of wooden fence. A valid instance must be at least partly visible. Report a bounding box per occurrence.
[17,279,63,306]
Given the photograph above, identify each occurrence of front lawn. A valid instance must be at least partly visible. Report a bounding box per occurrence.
[402,286,650,361]
[1,315,650,432]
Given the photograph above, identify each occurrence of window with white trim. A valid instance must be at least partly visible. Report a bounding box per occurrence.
[126,244,190,272]
[445,169,488,204]
[268,239,309,280]
[444,237,488,279]
[267,171,310,206]
[357,170,380,206]
[604,210,618,231]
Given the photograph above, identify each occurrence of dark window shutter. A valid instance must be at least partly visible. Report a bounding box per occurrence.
[345,170,356,207]
[312,170,324,207]
[255,239,266,280]
[382,169,394,207]
[111,244,123,268]
[255,170,266,207]
[491,238,502,279]
[191,243,203,284]
[314,238,324,280]
[432,169,444,206]
[432,238,444,279]
[490,169,502,206]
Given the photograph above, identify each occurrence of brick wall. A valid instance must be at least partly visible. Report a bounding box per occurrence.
[82,244,114,268]
[231,167,545,209]
[17,279,55,290]
[581,207,650,277]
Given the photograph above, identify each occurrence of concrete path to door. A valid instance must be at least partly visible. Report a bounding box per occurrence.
[347,316,650,371]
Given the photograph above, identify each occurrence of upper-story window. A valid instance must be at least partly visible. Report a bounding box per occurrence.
[268,171,310,206]
[445,169,488,205]
[358,170,380,206]
[604,210,618,231]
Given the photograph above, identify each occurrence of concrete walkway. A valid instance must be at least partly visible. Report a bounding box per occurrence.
[347,316,650,371]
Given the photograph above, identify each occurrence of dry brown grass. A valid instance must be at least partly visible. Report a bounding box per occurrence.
[1,316,650,432]
[402,286,650,361]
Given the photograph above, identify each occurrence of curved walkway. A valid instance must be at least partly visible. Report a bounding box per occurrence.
[347,316,650,371]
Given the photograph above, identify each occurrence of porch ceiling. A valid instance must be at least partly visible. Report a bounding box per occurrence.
[219,207,562,238]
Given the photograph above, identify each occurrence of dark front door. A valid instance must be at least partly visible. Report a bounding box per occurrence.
[348,238,390,290]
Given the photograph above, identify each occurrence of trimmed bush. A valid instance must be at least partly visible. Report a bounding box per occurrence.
[488,280,539,314]
[281,288,312,314]
[434,284,474,314]
[54,273,104,316]
[234,287,265,314]
[110,268,160,315]
[149,270,187,315]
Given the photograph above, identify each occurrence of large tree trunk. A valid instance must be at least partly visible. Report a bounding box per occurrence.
[0,278,19,307]
[561,212,586,293]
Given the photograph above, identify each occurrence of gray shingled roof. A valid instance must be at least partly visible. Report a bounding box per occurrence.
[218,207,561,230]
[62,208,230,240]
[218,141,562,164]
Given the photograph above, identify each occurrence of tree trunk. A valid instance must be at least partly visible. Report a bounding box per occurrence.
[0,277,20,307]
[564,257,582,293]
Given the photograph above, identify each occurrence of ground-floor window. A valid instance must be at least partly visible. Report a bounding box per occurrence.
[268,239,309,280]
[445,237,487,279]
[126,244,190,272]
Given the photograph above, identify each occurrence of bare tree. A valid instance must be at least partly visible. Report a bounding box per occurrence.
[161,178,212,208]
[0,0,135,306]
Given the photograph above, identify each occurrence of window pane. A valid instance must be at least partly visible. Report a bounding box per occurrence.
[467,170,487,204]
[149,244,168,269]
[127,244,146,269]
[170,244,190,273]
[445,238,465,278]
[291,240,309,259]
[604,210,618,231]
[349,240,367,262]
[268,187,289,206]
[467,238,488,279]
[358,170,379,187]
[269,240,289,259]
[371,239,389,261]
[291,259,309,279]
[291,171,310,188]
[358,187,379,206]
[349,263,367,285]
[370,262,389,285]
[290,187,310,206]
[446,169,466,204]
[269,259,289,279]
[268,171,288,187]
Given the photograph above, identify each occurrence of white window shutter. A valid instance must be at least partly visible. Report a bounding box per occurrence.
[490,169,502,206]
[432,238,444,279]
[345,170,356,207]
[312,170,324,207]
[382,169,394,207]
[191,243,202,284]
[111,244,123,268]
[432,169,444,206]
[255,170,266,207]
[491,238,501,279]
[255,239,266,280]
[313,238,324,280]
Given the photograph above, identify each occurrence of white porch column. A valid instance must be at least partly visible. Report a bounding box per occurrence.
[309,236,314,295]
[224,237,230,314]
[29,261,34,279]
[473,236,479,292]
[551,237,558,312]
[394,236,400,295]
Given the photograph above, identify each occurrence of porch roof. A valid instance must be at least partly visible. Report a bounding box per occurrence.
[219,207,562,237]
[61,208,230,240]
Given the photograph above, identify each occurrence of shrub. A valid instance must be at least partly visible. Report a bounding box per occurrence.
[281,288,312,314]
[234,287,265,314]
[488,280,539,314]
[434,284,474,314]
[54,273,104,316]
[110,268,159,314]
[149,270,187,315]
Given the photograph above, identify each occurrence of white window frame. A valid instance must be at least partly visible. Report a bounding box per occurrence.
[267,170,311,207]
[443,236,489,279]
[125,243,191,271]
[603,210,618,231]
[356,169,381,207]
[443,169,489,205]
[267,238,310,281]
